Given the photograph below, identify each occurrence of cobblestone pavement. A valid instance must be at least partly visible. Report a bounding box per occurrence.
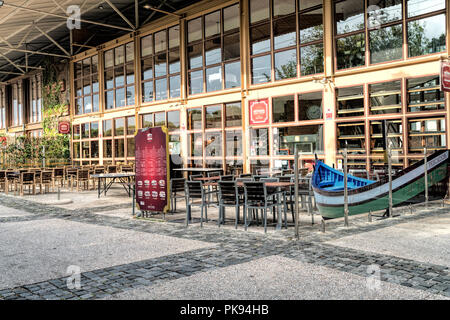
[0,193,449,300]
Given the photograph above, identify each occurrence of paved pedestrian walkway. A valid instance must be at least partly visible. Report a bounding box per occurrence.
[0,191,449,300]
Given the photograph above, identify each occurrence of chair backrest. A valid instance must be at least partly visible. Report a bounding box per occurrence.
[239,173,252,178]
[190,174,203,181]
[243,182,267,204]
[107,165,117,173]
[21,172,35,183]
[236,177,253,182]
[186,181,204,199]
[207,170,222,177]
[220,175,234,181]
[121,165,134,173]
[218,181,238,205]
[0,170,5,180]
[77,169,90,180]
[94,167,105,174]
[261,178,279,183]
[278,176,292,183]
[53,168,64,177]
[253,175,269,181]
[282,169,293,175]
[41,171,53,182]
[170,178,186,193]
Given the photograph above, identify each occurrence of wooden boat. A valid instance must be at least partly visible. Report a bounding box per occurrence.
[312,150,449,219]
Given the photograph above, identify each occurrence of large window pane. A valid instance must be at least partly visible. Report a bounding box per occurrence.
[205,132,222,157]
[370,80,402,114]
[142,81,153,102]
[103,140,112,158]
[126,86,135,106]
[115,87,125,107]
[187,108,202,130]
[408,14,446,57]
[274,15,297,49]
[370,24,403,63]
[224,33,240,60]
[155,78,168,101]
[168,26,180,49]
[188,43,203,69]
[154,53,167,77]
[114,139,125,158]
[190,133,203,156]
[226,130,243,156]
[115,118,124,136]
[337,86,365,117]
[154,30,167,53]
[225,102,242,127]
[273,95,295,123]
[127,116,135,135]
[250,0,269,24]
[205,38,222,65]
[299,91,323,120]
[300,43,324,75]
[103,120,112,137]
[273,125,323,155]
[189,70,203,94]
[206,66,222,92]
[188,18,202,43]
[250,128,269,156]
[205,105,222,129]
[141,57,153,80]
[274,49,297,80]
[154,112,166,127]
[368,0,402,26]
[167,111,180,131]
[170,75,181,98]
[105,91,114,109]
[252,55,271,84]
[224,4,240,32]
[251,23,271,54]
[168,51,180,74]
[205,11,221,38]
[141,35,153,57]
[300,8,323,43]
[407,0,445,17]
[225,61,241,89]
[335,0,365,34]
[274,0,295,18]
[336,33,365,69]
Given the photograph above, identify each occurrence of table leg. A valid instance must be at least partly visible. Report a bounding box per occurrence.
[98,178,101,198]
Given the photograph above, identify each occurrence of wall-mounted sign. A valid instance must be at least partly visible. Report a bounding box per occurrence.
[249,98,269,125]
[135,126,170,213]
[58,121,70,134]
[441,60,450,92]
[325,108,333,120]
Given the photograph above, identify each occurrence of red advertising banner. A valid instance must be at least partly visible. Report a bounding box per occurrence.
[441,61,450,92]
[135,126,170,213]
[58,121,70,134]
[249,98,269,125]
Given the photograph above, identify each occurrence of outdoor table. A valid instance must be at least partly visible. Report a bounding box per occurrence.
[90,173,135,198]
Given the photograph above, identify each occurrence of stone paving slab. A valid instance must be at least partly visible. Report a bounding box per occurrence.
[0,218,214,289]
[326,214,450,268]
[103,256,446,300]
[0,205,33,218]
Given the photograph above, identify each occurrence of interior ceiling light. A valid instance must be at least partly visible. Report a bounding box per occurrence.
[98,4,104,9]
[143,4,152,10]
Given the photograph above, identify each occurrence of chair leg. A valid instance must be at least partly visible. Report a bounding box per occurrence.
[218,206,222,227]
[200,205,204,228]
[245,207,249,231]
[235,205,239,229]
[263,207,267,234]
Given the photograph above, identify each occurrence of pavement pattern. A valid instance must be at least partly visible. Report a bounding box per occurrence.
[0,192,450,300]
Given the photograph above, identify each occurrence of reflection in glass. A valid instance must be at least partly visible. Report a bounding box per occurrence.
[103,120,112,137]
[274,15,297,49]
[154,112,165,127]
[141,35,153,57]
[226,130,242,156]
[336,33,365,69]
[169,26,179,48]
[190,133,203,156]
[205,132,222,157]
[299,91,323,120]
[407,0,445,17]
[370,24,403,63]
[274,49,297,80]
[205,11,221,38]
[154,53,167,77]
[273,125,323,155]
[126,86,135,106]
[115,87,125,108]
[170,75,181,98]
[225,102,242,127]
[141,58,153,80]
[105,91,114,109]
[206,66,222,92]
[155,78,167,101]
[274,0,295,18]
[115,139,125,158]
[189,70,203,94]
[188,18,202,43]
[169,51,180,74]
[188,43,203,69]
[225,61,241,89]
[250,128,269,156]
[188,108,202,130]
[300,44,324,75]
[299,8,323,43]
[251,23,271,54]
[367,0,402,27]
[224,33,240,61]
[168,111,180,131]
[252,55,271,84]
[142,81,153,103]
[250,0,269,24]
[154,30,166,53]
[335,0,365,34]
[273,95,295,122]
[224,4,240,32]
[205,39,222,65]
[408,14,446,57]
[206,105,222,129]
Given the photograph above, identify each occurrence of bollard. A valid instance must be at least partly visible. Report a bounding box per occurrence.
[57,186,60,201]
[294,145,300,239]
[343,147,349,227]
[409,204,413,215]
[424,147,428,207]
[368,211,372,223]
[321,219,325,233]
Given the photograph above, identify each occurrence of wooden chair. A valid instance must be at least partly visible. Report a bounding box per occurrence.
[120,164,134,173]
[53,167,65,188]
[0,170,7,194]
[107,165,117,173]
[70,169,90,192]
[15,172,36,196]
[39,171,54,194]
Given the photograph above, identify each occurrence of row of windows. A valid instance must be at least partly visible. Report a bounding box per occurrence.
[72,0,447,115]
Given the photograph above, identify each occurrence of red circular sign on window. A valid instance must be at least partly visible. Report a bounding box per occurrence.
[249,99,269,125]
[58,121,70,134]
[441,61,450,92]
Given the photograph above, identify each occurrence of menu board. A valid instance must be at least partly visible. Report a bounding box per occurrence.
[135,126,170,213]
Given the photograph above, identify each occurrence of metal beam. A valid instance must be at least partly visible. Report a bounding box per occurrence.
[135,0,139,28]
[142,0,169,26]
[0,52,25,73]
[144,5,181,18]
[104,0,136,30]
[0,46,69,58]
[33,23,71,57]
[0,70,24,76]
[2,2,135,32]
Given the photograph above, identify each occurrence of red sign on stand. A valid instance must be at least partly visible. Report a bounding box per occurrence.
[441,61,450,92]
[249,99,269,125]
[135,126,170,213]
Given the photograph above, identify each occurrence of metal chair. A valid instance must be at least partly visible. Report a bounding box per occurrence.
[217,181,245,229]
[53,167,65,188]
[15,172,36,196]
[170,178,186,212]
[239,173,252,179]
[220,175,234,181]
[253,175,269,181]
[243,181,283,233]
[185,181,208,227]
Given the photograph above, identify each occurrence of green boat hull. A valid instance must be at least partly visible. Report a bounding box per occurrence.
[318,163,448,219]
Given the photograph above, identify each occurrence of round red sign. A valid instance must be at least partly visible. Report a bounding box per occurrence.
[58,121,70,134]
